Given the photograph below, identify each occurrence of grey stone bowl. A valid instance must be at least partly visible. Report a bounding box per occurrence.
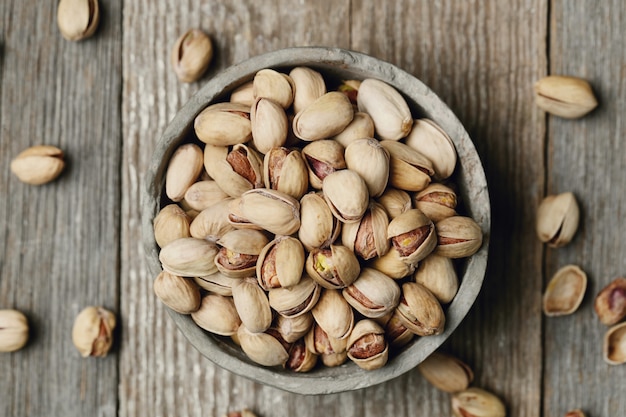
[142,47,490,395]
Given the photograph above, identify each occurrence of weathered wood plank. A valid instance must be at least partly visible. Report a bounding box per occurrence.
[544,1,626,416]
[0,1,122,416]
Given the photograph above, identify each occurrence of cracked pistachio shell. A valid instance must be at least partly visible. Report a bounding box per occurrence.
[380,140,434,192]
[435,216,483,258]
[311,289,354,340]
[229,81,255,106]
[289,66,327,114]
[170,29,213,83]
[257,236,305,289]
[405,119,457,180]
[383,309,414,348]
[165,143,204,202]
[232,278,272,334]
[343,268,401,318]
[238,188,301,235]
[159,237,219,277]
[305,322,348,356]
[189,198,236,242]
[194,102,252,146]
[357,78,413,141]
[0,309,29,353]
[534,75,598,119]
[263,147,309,199]
[298,192,341,251]
[397,282,445,336]
[302,139,346,189]
[293,92,354,141]
[377,188,412,219]
[183,180,230,212]
[417,351,474,393]
[253,69,295,109]
[323,169,370,223]
[10,145,65,185]
[268,275,321,318]
[604,322,626,365]
[594,277,626,326]
[153,271,201,314]
[273,312,314,343]
[251,97,288,154]
[387,209,437,264]
[536,192,579,248]
[72,306,115,357]
[414,254,459,304]
[342,201,390,260]
[306,244,361,290]
[57,0,99,41]
[346,319,388,370]
[451,388,506,417]
[153,204,191,248]
[215,229,269,278]
[226,197,263,230]
[204,144,264,198]
[413,183,458,222]
[332,112,376,148]
[345,138,390,198]
[542,265,587,316]
[369,246,417,279]
[238,325,290,366]
[285,337,318,372]
[193,272,235,296]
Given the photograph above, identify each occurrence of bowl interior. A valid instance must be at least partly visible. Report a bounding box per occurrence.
[142,47,490,394]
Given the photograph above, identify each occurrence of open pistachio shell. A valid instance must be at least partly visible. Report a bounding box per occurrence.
[435,216,483,258]
[159,237,219,277]
[285,337,318,372]
[536,191,579,248]
[215,229,269,278]
[165,143,204,202]
[397,282,445,336]
[273,312,314,343]
[257,236,305,289]
[311,289,354,340]
[226,197,263,230]
[417,351,474,393]
[322,169,370,223]
[414,254,459,304]
[238,188,301,235]
[383,309,414,348]
[594,277,626,326]
[377,188,412,219]
[253,69,295,109]
[302,140,346,189]
[191,294,241,336]
[542,265,587,316]
[189,198,236,242]
[232,278,272,334]
[346,319,389,370]
[204,144,264,198]
[268,275,321,318]
[293,92,354,141]
[405,119,457,180]
[332,112,375,148]
[289,66,327,114]
[413,183,458,222]
[193,272,234,296]
[194,102,252,146]
[342,201,390,260]
[305,322,348,357]
[183,180,230,212]
[263,147,309,200]
[250,97,289,154]
[305,244,361,289]
[344,138,390,198]
[451,388,506,417]
[237,325,290,367]
[604,322,626,365]
[387,209,437,264]
[298,192,341,251]
[356,78,412,141]
[343,268,401,318]
[368,246,417,279]
[380,140,434,192]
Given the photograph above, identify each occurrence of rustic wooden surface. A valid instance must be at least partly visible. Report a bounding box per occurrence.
[1,0,624,416]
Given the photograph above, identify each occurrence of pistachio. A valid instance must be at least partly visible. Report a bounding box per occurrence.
[380,140,434,192]
[57,0,99,41]
[159,237,219,277]
[564,411,586,417]
[153,204,191,248]
[273,312,314,343]
[263,147,309,199]
[72,306,116,358]
[311,289,354,339]
[285,337,318,372]
[195,103,252,147]
[289,66,327,114]
[238,188,301,235]
[257,236,305,289]
[417,351,474,393]
[304,322,348,367]
[542,265,587,316]
[250,97,289,153]
[377,188,412,219]
[268,274,321,318]
[170,29,213,83]
[237,325,290,366]
[232,278,273,334]
[165,143,204,202]
[332,112,376,148]
[293,92,354,141]
[346,319,388,370]
[357,79,413,140]
[369,246,417,279]
[451,388,506,417]
[387,209,437,264]
[604,322,626,365]
[298,192,341,251]
[153,271,201,314]
[342,201,390,260]
[0,309,29,353]
[204,144,264,198]
[226,197,263,230]
[413,183,458,222]
[191,294,241,336]
[435,215,483,258]
[306,244,361,290]
[10,145,65,185]
[397,282,445,336]
[322,169,370,223]
[405,119,457,180]
[230,81,255,106]
[302,140,346,189]
[414,254,459,304]
[594,277,626,326]
[383,309,414,348]
[183,180,230,212]
[338,79,361,104]
[343,268,401,318]
[222,409,258,417]
[189,198,236,242]
[534,75,598,119]
[214,229,268,278]
[536,192,579,248]
[344,138,390,198]
[193,272,234,296]
[253,69,295,109]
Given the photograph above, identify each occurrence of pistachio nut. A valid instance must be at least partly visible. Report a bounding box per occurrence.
[322,169,370,223]
[165,143,204,202]
[253,69,295,109]
[285,337,318,372]
[195,103,252,146]
[534,75,598,119]
[397,282,445,336]
[72,306,116,357]
[257,236,305,289]
[332,112,375,148]
[338,79,361,104]
[413,183,458,222]
[204,144,264,198]
[268,274,321,318]
[263,147,309,199]
[237,325,290,366]
[380,140,434,192]
[565,411,586,417]
[542,265,587,316]
[289,66,327,114]
[159,237,219,277]
[293,92,354,141]
[0,309,29,352]
[368,246,417,279]
[298,192,341,251]
[387,209,437,264]
[603,322,626,365]
[193,272,235,296]
[183,180,230,212]
[189,198,236,242]
[377,188,412,219]
[10,145,65,185]
[229,81,255,106]
[273,312,314,343]
[306,244,361,289]
[342,201,390,260]
[232,278,273,334]
[414,254,459,304]
[594,277,626,326]
[417,351,474,393]
[311,289,354,340]
[191,294,241,336]
[153,271,201,314]
[383,309,414,348]
[215,229,269,278]
[250,97,289,153]
[435,216,483,258]
[305,322,348,362]
[536,191,579,248]
[226,197,263,230]
[346,319,388,370]
[302,139,346,189]
[238,188,301,235]
[153,204,191,248]
[343,268,401,318]
[405,119,457,180]
[344,138,390,198]
[451,387,506,417]
[170,29,213,83]
[57,0,99,41]
[357,78,412,140]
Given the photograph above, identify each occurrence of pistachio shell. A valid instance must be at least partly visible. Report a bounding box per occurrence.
[165,143,204,202]
[293,92,354,141]
[253,69,295,109]
[10,145,65,185]
[238,188,301,235]
[257,236,305,289]
[536,192,580,248]
[405,119,457,180]
[346,319,388,370]
[357,78,413,141]
[215,229,269,278]
[387,209,437,264]
[564,410,586,417]
[226,197,263,230]
[343,268,401,318]
[268,274,321,318]
[534,75,598,119]
[170,29,213,83]
[451,388,506,417]
[413,183,458,222]
[238,325,290,366]
[229,81,255,106]
[380,140,433,192]
[289,66,327,114]
[183,180,230,212]
[594,277,626,326]
[414,254,459,304]
[263,147,309,199]
[383,309,414,348]
[311,289,354,340]
[153,204,191,248]
[153,271,201,314]
[159,237,219,277]
[285,338,318,372]
[417,351,474,393]
[435,216,483,258]
[322,169,370,223]
[57,0,100,42]
[542,265,587,316]
[332,112,376,148]
[273,312,314,343]
[306,245,361,290]
[193,272,234,296]
[298,192,341,251]
[191,294,241,336]
[251,97,289,153]
[342,201,390,260]
[344,138,390,198]
[604,322,626,365]
[368,246,417,279]
[204,144,264,198]
[397,282,445,336]
[302,140,346,189]
[194,102,252,146]
[232,278,273,334]
[377,188,412,219]
[305,322,348,356]
[0,309,29,352]
[189,198,236,242]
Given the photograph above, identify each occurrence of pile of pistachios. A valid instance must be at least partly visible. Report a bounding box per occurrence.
[152,66,483,371]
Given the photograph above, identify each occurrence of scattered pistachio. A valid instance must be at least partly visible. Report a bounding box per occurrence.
[72,306,116,357]
[222,408,258,417]
[534,75,598,119]
[10,145,65,185]
[603,322,626,365]
[594,277,626,326]
[57,0,100,41]
[0,309,29,353]
[536,192,579,248]
[417,351,473,393]
[543,265,587,316]
[564,410,586,417]
[451,387,506,417]
[171,29,213,83]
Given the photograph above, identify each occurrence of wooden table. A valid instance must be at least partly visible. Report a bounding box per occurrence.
[1,1,625,416]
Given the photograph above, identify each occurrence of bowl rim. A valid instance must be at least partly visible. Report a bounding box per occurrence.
[142,46,490,395]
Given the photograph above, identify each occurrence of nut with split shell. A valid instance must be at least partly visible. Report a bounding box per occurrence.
[237,325,290,367]
[534,75,598,119]
[72,306,116,357]
[191,293,241,336]
[536,191,579,248]
[356,78,413,141]
[417,351,474,393]
[414,254,459,304]
[0,309,29,353]
[380,140,434,192]
[289,66,327,114]
[405,119,457,180]
[189,198,236,242]
[346,319,388,371]
[594,277,626,326]
[298,192,341,251]
[603,322,626,365]
[215,229,269,278]
[344,138,390,198]
[165,143,204,202]
[183,180,230,212]
[451,387,506,417]
[293,91,354,141]
[343,268,401,318]
[10,145,65,185]
[368,246,417,279]
[232,278,273,334]
[306,244,361,290]
[250,97,288,154]
[229,81,255,106]
[170,29,213,83]
[332,112,375,148]
[253,69,295,109]
[302,139,346,189]
[194,102,252,146]
[305,322,348,367]
[193,272,235,296]
[159,237,219,277]
[381,309,414,348]
[542,265,587,316]
[237,188,301,235]
[226,197,263,230]
[153,204,191,248]
[342,201,390,260]
[377,188,412,219]
[268,274,321,318]
[273,312,314,343]
[57,0,99,42]
[153,271,201,314]
[322,169,370,223]
[311,289,355,340]
[285,337,318,372]
[397,282,445,336]
[257,236,305,289]
[204,144,264,198]
[435,215,483,258]
[263,147,309,200]
[387,209,437,264]
[413,183,458,222]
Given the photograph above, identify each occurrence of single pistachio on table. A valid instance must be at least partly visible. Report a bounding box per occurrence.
[72,306,116,358]
[165,143,204,202]
[396,282,445,336]
[604,321,626,365]
[536,191,579,248]
[214,229,269,278]
[380,140,434,192]
[342,201,390,261]
[594,277,626,326]
[204,144,264,198]
[289,66,327,114]
[192,272,234,296]
[153,204,191,248]
[534,75,598,119]
[229,81,255,106]
[332,112,375,148]
[343,268,401,319]
[263,147,309,200]
[10,145,65,185]
[253,69,295,109]
[231,278,273,334]
[564,411,586,417]
[414,254,459,304]
[0,309,29,353]
[195,103,252,146]
[293,92,354,141]
[237,188,301,235]
[344,138,390,198]
[357,78,413,140]
[382,309,414,348]
[57,0,99,41]
[189,198,236,242]
[273,312,314,343]
[301,139,346,189]
[257,236,305,289]
[377,188,412,219]
[191,293,241,336]
[237,324,290,367]
[170,29,213,83]
[304,322,348,367]
[182,180,230,212]
[387,209,437,264]
[435,215,483,258]
[405,118,457,180]
[451,387,506,417]
[250,97,289,153]
[346,319,389,371]
[322,169,370,223]
[417,351,474,393]
[311,289,354,340]
[268,274,321,318]
[159,237,219,277]
[285,337,318,372]
[368,246,417,279]
[306,244,361,290]
[298,192,341,251]
[542,265,587,316]
[153,271,201,314]
[413,183,458,222]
